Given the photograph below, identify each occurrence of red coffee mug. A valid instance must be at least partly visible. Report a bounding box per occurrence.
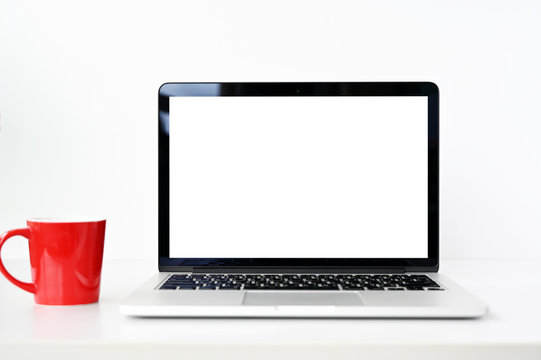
[0,217,106,305]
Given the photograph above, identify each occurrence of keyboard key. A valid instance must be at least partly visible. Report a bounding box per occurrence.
[199,284,216,290]
[342,285,365,290]
[160,285,177,290]
[169,275,188,279]
[178,285,197,290]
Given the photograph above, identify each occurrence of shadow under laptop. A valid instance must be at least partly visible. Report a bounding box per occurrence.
[119,315,489,344]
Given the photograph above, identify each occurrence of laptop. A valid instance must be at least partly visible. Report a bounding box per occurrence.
[120,82,488,318]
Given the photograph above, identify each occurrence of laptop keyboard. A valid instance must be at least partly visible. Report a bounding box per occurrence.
[159,274,443,291]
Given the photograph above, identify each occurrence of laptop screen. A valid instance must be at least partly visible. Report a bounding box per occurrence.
[168,95,428,259]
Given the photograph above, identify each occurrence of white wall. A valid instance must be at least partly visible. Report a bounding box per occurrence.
[1,0,540,260]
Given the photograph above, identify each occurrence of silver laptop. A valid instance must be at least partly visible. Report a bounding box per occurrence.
[120,82,487,318]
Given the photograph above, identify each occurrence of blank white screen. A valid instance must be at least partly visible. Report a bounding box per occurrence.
[170,96,427,258]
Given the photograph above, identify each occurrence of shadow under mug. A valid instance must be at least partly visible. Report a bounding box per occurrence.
[0,217,106,305]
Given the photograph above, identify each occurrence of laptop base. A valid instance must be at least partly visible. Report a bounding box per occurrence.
[120,273,487,318]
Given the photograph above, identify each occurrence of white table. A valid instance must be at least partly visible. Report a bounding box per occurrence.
[1,259,540,360]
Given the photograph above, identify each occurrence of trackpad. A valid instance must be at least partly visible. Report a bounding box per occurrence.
[243,292,363,306]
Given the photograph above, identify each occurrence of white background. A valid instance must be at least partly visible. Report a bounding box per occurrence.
[170,97,427,258]
[1,0,540,260]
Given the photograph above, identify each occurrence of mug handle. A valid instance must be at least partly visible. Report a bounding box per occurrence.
[0,228,36,293]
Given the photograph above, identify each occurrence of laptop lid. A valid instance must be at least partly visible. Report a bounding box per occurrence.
[159,82,439,273]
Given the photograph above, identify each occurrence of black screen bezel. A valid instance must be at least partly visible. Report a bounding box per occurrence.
[159,82,439,272]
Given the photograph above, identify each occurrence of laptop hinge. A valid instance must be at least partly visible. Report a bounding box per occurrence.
[192,267,406,274]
